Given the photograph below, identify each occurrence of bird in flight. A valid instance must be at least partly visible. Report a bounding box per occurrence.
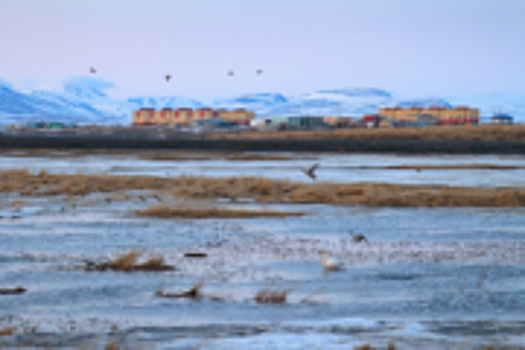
[227,70,234,77]
[165,74,171,82]
[301,163,319,180]
[256,69,263,75]
[90,67,97,74]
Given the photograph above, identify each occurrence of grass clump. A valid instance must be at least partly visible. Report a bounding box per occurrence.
[107,251,140,271]
[0,327,16,336]
[254,288,291,304]
[156,280,204,299]
[135,205,303,219]
[134,256,175,271]
[2,169,525,208]
[98,251,175,272]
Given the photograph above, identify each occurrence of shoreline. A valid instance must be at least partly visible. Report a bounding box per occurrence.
[2,134,525,154]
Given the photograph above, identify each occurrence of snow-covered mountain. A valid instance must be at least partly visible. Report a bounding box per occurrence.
[0,76,524,125]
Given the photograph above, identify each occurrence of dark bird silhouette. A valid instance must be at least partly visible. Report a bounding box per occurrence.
[301,163,319,180]
[351,232,369,243]
[165,74,171,82]
[90,67,96,74]
[227,70,234,77]
[256,69,263,75]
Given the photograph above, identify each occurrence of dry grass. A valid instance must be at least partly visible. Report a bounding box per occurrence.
[0,327,16,336]
[105,251,175,272]
[353,345,372,350]
[2,169,525,207]
[254,288,292,304]
[211,125,525,141]
[155,280,204,299]
[107,251,140,272]
[135,205,304,218]
[134,256,176,271]
[104,339,120,350]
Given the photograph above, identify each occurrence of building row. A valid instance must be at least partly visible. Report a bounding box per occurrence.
[132,108,255,126]
[379,106,479,125]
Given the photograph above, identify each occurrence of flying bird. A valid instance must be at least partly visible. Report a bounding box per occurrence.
[90,67,97,74]
[301,163,319,180]
[165,74,171,82]
[319,249,343,271]
[227,70,234,77]
[256,69,263,75]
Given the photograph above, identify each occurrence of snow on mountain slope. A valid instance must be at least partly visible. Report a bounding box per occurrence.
[1,76,524,124]
[395,99,453,109]
[126,96,204,110]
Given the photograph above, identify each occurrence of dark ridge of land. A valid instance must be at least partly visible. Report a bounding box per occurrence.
[1,134,525,154]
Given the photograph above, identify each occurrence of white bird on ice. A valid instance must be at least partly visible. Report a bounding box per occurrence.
[319,249,343,271]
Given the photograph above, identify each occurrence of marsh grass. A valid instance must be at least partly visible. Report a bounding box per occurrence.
[155,280,204,299]
[0,327,16,336]
[134,256,175,271]
[254,288,292,304]
[104,251,175,272]
[212,125,525,141]
[2,169,525,207]
[135,205,304,218]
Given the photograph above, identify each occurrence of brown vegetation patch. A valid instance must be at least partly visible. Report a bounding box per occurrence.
[155,280,204,299]
[1,169,525,207]
[134,256,176,271]
[135,205,304,218]
[107,251,140,272]
[211,125,525,142]
[86,251,175,272]
[0,327,16,336]
[254,288,291,304]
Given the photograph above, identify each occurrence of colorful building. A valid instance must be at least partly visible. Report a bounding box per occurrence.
[132,108,254,126]
[379,106,479,125]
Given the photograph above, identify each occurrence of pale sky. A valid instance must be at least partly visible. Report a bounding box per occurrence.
[0,0,524,100]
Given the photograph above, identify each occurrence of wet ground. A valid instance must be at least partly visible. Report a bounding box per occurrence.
[0,152,524,348]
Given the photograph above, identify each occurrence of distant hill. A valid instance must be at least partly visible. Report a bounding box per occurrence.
[0,76,523,125]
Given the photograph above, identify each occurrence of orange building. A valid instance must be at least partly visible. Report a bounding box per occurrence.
[217,109,255,126]
[379,106,479,125]
[132,107,255,126]
[155,108,174,125]
[133,108,156,125]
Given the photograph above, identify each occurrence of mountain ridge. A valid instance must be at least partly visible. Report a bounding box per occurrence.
[0,76,523,125]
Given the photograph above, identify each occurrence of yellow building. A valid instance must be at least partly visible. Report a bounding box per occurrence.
[173,108,193,125]
[133,108,156,125]
[379,106,479,125]
[194,108,217,120]
[155,108,174,125]
[218,109,255,125]
[132,108,255,126]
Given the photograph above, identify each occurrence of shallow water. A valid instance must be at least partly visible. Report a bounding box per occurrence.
[0,154,524,348]
[1,152,525,187]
